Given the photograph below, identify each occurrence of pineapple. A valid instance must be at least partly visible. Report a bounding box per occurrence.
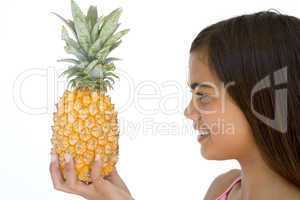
[50,0,129,183]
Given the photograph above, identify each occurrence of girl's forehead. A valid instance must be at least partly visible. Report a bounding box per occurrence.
[188,52,220,87]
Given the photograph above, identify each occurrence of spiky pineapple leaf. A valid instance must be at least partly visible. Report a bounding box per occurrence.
[91,16,104,42]
[88,18,116,57]
[64,45,87,61]
[109,40,122,52]
[87,6,98,30]
[104,76,115,84]
[88,34,103,57]
[98,8,122,46]
[88,9,122,57]
[95,45,111,62]
[105,57,121,63]
[79,61,90,68]
[59,66,83,78]
[57,58,80,65]
[103,63,116,71]
[84,59,99,73]
[71,0,91,53]
[104,71,119,79]
[67,79,76,89]
[104,29,129,48]
[51,12,78,41]
[61,26,81,50]
[104,80,113,90]
[76,75,96,88]
[67,71,86,80]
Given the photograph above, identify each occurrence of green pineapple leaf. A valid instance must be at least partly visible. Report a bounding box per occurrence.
[103,63,116,71]
[84,59,99,73]
[104,57,121,63]
[67,71,86,80]
[91,16,103,42]
[95,45,111,62]
[109,40,122,52]
[77,61,89,68]
[104,71,119,79]
[104,80,113,90]
[87,6,98,31]
[51,12,78,41]
[98,8,122,46]
[64,45,87,61]
[104,76,115,84]
[59,66,83,78]
[88,18,116,57]
[61,26,81,50]
[104,29,129,48]
[57,58,80,65]
[67,79,76,89]
[71,0,92,53]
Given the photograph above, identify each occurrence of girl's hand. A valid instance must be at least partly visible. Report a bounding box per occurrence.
[50,153,134,200]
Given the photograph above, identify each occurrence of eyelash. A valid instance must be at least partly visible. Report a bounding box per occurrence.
[190,90,208,98]
[195,93,208,99]
[190,90,211,103]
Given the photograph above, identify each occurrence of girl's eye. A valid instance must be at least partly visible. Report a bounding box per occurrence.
[193,92,212,104]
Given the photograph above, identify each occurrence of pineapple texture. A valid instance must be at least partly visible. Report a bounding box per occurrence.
[51,87,119,183]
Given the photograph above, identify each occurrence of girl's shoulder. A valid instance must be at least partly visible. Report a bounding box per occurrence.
[203,169,241,200]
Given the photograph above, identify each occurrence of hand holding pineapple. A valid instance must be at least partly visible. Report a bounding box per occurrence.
[50,153,133,200]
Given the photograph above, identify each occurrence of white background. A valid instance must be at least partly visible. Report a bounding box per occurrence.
[0,0,297,199]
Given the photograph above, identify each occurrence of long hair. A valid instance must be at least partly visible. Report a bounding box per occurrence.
[190,10,300,187]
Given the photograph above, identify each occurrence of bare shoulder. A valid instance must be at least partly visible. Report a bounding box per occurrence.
[203,169,241,200]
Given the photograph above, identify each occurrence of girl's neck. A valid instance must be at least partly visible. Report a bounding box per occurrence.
[236,152,300,200]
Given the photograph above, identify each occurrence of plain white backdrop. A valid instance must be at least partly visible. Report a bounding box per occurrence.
[0,0,298,199]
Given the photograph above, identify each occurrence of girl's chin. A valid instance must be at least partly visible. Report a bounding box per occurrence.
[200,147,234,161]
[200,150,220,160]
[200,142,224,160]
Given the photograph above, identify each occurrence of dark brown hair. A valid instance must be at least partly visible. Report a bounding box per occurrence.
[190,10,300,187]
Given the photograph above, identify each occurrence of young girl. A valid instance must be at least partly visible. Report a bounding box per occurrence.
[50,10,300,200]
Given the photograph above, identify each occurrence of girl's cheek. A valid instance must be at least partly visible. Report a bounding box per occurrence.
[198,101,221,116]
[200,109,230,135]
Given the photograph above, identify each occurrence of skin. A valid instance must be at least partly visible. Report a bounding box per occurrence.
[50,153,134,200]
[184,51,300,200]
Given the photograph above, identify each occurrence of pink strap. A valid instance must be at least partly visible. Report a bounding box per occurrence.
[215,175,241,200]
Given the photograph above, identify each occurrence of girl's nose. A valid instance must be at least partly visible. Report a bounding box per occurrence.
[184,101,201,121]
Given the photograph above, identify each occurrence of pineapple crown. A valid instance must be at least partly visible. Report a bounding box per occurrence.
[52,0,129,92]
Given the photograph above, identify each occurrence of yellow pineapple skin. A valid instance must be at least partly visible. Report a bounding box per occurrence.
[51,87,119,183]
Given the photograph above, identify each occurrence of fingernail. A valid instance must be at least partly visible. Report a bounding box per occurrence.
[51,154,58,162]
[64,153,71,163]
[95,154,101,161]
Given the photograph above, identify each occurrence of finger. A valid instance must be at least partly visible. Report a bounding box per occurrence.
[49,153,65,191]
[91,154,105,184]
[91,154,108,198]
[63,153,77,188]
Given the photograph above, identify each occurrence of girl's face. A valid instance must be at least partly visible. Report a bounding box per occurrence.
[184,51,257,161]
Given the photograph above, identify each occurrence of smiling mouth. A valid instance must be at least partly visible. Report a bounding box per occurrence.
[198,129,211,136]
[193,122,211,135]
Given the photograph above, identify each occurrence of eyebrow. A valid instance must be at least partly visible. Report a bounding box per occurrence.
[188,82,213,90]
